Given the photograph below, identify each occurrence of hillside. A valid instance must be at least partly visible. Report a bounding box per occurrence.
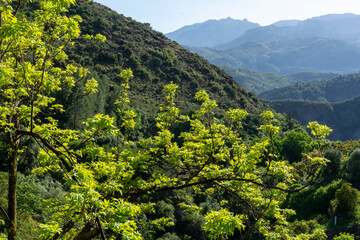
[61,1,266,129]
[259,72,360,101]
[266,96,360,140]
[189,38,360,74]
[221,67,337,94]
[166,17,259,47]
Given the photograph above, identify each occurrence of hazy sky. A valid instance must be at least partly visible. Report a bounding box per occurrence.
[93,0,360,33]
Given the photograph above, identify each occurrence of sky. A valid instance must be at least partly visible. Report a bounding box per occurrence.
[93,0,360,34]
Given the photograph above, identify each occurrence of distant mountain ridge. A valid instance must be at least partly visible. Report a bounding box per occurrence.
[216,13,360,50]
[169,13,360,76]
[271,20,300,27]
[189,38,360,74]
[166,17,259,47]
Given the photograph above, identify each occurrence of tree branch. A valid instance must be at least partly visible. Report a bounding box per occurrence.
[15,129,74,173]
[0,204,10,225]
[51,219,75,240]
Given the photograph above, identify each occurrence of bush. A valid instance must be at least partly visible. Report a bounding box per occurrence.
[285,180,343,220]
[157,232,181,240]
[346,149,360,187]
[334,183,359,217]
[323,149,342,182]
[333,232,355,240]
[288,219,320,235]
[280,130,314,163]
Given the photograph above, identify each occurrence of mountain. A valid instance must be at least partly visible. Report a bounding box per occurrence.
[189,38,360,74]
[175,13,360,75]
[266,96,360,140]
[259,73,360,101]
[216,13,360,50]
[222,67,337,94]
[60,1,266,130]
[272,20,300,27]
[166,17,259,48]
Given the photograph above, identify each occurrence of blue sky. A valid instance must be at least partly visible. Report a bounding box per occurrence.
[93,0,360,33]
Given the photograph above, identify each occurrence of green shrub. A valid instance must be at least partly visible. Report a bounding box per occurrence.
[157,232,181,240]
[323,149,342,182]
[280,130,315,163]
[334,183,359,217]
[347,149,360,187]
[333,232,355,240]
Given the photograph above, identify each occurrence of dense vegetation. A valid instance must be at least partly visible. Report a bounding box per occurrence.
[1,1,360,240]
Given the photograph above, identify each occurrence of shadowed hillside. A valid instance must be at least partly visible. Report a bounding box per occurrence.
[221,67,337,94]
[267,96,360,140]
[260,72,360,101]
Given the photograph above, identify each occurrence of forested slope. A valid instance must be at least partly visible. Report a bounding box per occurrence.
[60,1,265,130]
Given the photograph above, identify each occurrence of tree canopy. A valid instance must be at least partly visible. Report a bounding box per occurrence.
[0,0,343,240]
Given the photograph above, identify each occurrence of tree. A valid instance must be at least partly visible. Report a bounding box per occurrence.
[280,130,314,163]
[0,1,331,239]
[322,149,342,182]
[0,0,103,239]
[333,232,355,240]
[307,121,332,155]
[334,183,359,217]
[30,79,329,239]
[347,148,360,187]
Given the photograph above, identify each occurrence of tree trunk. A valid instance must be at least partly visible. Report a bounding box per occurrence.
[8,147,18,240]
[73,222,100,240]
[7,129,19,240]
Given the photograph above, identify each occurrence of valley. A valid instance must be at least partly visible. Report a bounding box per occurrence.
[167,14,360,142]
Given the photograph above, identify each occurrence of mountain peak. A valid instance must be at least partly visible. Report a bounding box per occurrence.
[308,13,359,22]
[271,19,300,27]
[166,18,259,47]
